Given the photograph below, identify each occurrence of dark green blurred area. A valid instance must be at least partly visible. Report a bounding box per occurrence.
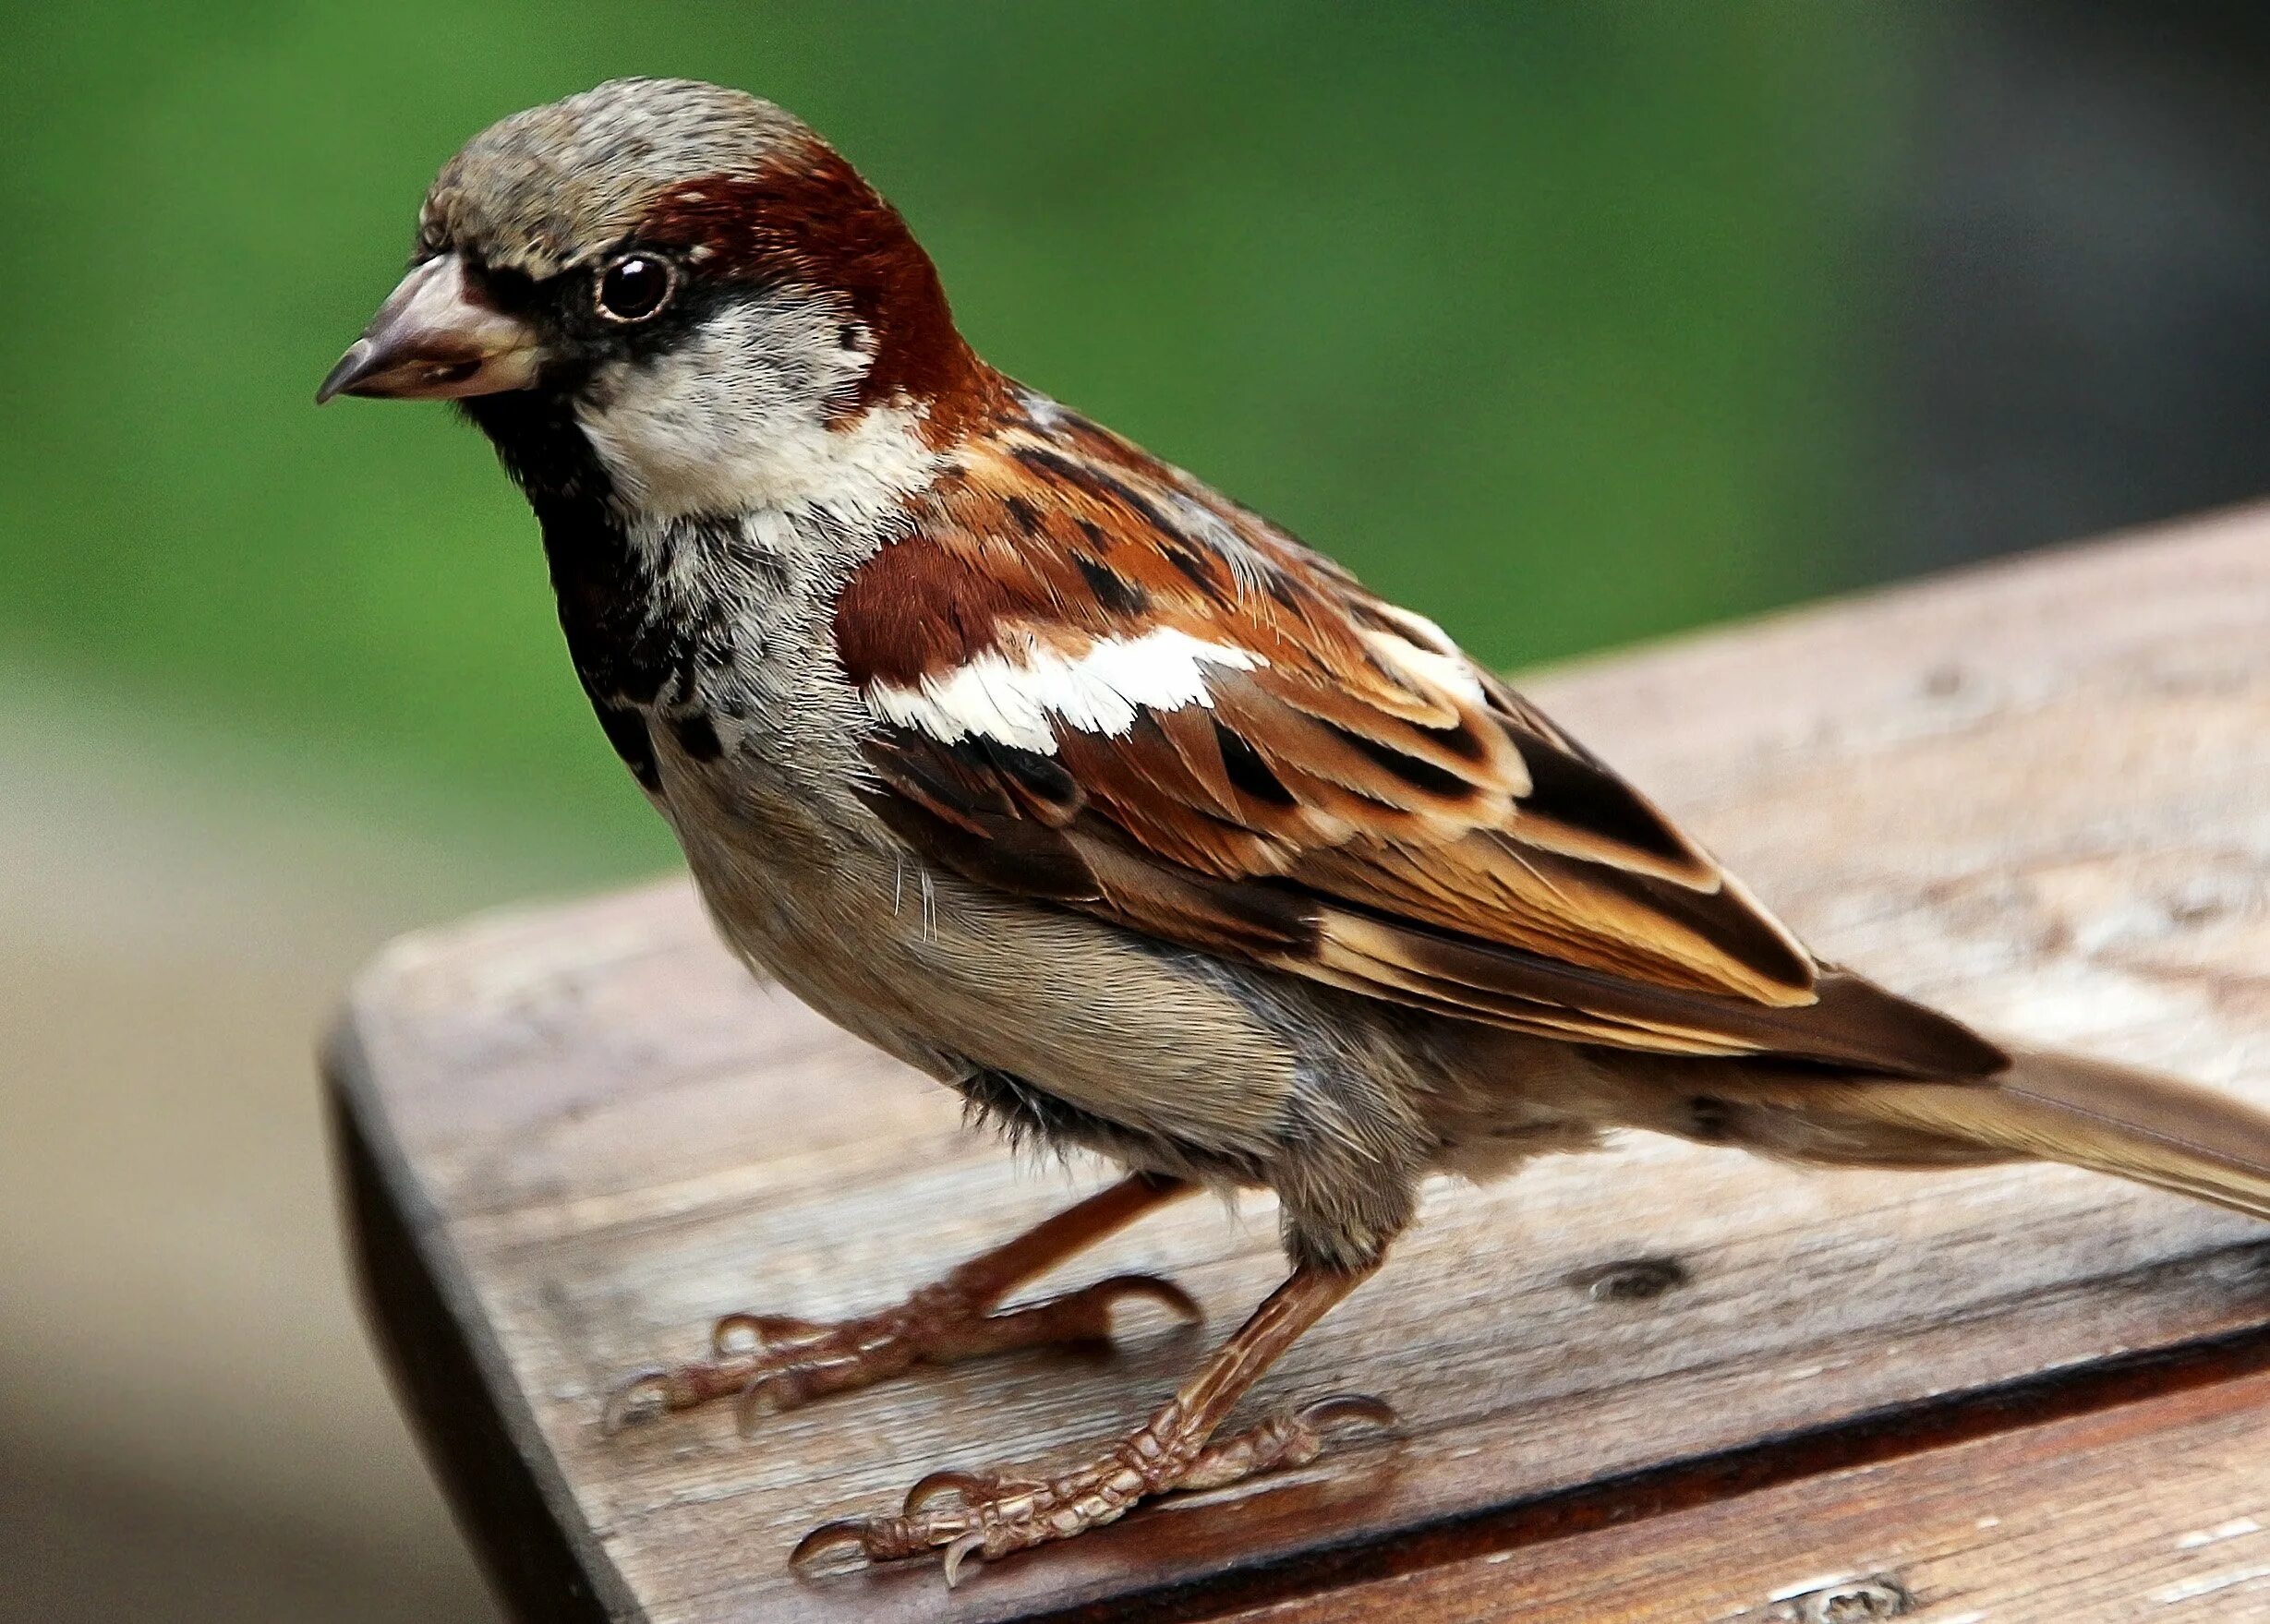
[0,3,1918,877]
[18,11,2270,1622]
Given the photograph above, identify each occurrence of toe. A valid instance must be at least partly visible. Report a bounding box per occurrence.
[902,1465,1046,1513]
[598,1367,672,1435]
[711,1311,830,1356]
[1174,1389,1400,1492]
[788,1517,873,1569]
[902,1468,993,1514]
[1089,1271,1205,1330]
[732,1365,817,1434]
[942,1532,987,1588]
[1298,1391,1399,1434]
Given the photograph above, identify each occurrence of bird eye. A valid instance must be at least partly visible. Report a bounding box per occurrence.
[597,254,674,322]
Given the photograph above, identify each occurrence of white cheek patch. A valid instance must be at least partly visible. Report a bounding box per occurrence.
[575,299,939,525]
[865,627,1267,754]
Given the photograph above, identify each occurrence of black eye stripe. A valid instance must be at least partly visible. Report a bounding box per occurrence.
[597,254,674,322]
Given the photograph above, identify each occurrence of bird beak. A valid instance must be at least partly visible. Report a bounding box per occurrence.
[316,253,544,404]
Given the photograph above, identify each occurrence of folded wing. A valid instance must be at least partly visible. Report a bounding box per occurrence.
[833,393,2006,1079]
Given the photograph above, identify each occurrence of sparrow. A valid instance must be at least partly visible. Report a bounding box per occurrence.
[320,78,2270,1585]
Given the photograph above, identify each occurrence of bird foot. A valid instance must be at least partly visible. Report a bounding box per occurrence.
[602,1270,1201,1434]
[790,1391,1396,1585]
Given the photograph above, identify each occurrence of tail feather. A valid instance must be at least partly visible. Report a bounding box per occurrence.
[1708,1050,2270,1222]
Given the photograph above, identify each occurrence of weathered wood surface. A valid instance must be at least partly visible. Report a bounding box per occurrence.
[1219,1361,2270,1622]
[331,504,2270,1623]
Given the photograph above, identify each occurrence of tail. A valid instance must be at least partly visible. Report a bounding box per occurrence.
[1696,1050,2270,1222]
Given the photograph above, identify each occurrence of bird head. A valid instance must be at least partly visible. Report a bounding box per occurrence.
[319,78,990,518]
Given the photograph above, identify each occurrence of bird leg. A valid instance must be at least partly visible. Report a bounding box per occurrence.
[791,1262,1388,1585]
[604,1173,1198,1432]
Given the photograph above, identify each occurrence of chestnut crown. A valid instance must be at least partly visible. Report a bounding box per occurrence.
[320,78,983,433]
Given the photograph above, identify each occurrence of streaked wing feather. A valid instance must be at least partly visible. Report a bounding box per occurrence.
[838,397,2010,1080]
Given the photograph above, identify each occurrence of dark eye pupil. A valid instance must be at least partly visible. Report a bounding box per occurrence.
[600,256,670,320]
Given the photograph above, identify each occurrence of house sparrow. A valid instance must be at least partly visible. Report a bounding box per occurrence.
[320,78,2270,1584]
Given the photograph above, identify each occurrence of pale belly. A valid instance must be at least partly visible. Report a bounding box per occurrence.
[655,736,1302,1171]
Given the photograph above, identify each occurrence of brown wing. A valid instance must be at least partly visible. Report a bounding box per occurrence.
[836,394,2007,1079]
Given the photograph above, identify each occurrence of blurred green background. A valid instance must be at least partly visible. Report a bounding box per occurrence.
[1,3,1911,876]
[7,5,2270,1620]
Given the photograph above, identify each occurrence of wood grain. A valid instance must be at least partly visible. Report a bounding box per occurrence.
[1213,1361,2270,1623]
[331,504,2270,1623]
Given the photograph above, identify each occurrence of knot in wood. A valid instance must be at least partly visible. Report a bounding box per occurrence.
[1773,1574,1913,1622]
[1568,1256,1691,1304]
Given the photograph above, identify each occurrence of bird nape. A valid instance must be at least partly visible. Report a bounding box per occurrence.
[319,77,2270,1585]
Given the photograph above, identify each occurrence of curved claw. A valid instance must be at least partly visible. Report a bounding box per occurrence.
[903,1468,994,1514]
[732,1369,790,1437]
[1089,1272,1205,1329]
[599,1367,671,1436]
[942,1531,987,1589]
[1298,1392,1399,1435]
[712,1311,829,1358]
[789,1518,875,1569]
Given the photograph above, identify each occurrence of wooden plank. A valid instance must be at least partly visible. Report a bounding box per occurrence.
[1212,1363,2270,1622]
[330,503,2270,1623]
